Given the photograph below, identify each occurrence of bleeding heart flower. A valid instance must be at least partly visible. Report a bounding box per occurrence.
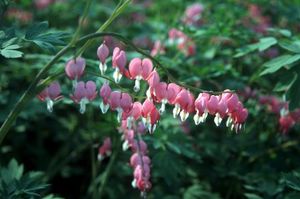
[151,40,165,56]
[129,58,153,92]
[70,81,97,114]
[229,102,248,132]
[97,42,109,75]
[279,115,295,134]
[206,95,219,115]
[183,3,204,26]
[112,47,127,83]
[130,153,151,168]
[120,93,133,113]
[123,102,142,129]
[37,81,63,112]
[153,82,176,113]
[65,57,86,81]
[141,99,160,133]
[214,97,228,126]
[173,89,194,121]
[98,137,112,161]
[109,91,133,122]
[193,93,210,125]
[131,139,148,154]
[99,82,111,113]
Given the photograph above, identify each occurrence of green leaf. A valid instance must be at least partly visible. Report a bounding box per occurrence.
[25,21,49,40]
[268,28,292,37]
[234,37,277,57]
[279,41,300,53]
[234,43,259,58]
[260,54,300,75]
[244,193,264,199]
[0,49,23,58]
[0,159,24,184]
[1,37,18,48]
[4,44,21,50]
[282,172,300,191]
[184,184,221,199]
[258,37,277,51]
[25,21,69,51]
[43,194,64,199]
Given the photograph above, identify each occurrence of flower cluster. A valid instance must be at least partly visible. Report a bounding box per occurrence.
[150,3,203,57]
[194,92,248,132]
[182,3,204,26]
[37,39,248,194]
[259,95,300,133]
[38,42,248,133]
[119,121,152,193]
[168,28,196,56]
[240,87,300,133]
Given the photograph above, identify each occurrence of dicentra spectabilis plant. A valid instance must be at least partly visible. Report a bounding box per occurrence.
[34,36,248,195]
[1,0,252,197]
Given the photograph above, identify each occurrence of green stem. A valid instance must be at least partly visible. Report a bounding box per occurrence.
[70,0,93,46]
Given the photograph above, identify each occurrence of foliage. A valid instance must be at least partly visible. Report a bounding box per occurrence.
[0,159,60,199]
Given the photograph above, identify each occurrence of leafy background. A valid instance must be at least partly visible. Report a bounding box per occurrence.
[1,0,300,198]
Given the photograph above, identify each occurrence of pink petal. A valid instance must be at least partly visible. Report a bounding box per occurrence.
[129,58,142,78]
[141,58,153,79]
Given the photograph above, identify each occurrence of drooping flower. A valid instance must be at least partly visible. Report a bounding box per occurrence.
[97,42,110,75]
[193,93,210,125]
[279,115,295,134]
[231,105,248,132]
[151,40,165,56]
[112,47,127,83]
[37,81,63,112]
[70,81,97,114]
[129,58,153,92]
[141,99,160,133]
[65,57,86,82]
[214,96,227,126]
[146,69,161,99]
[109,91,133,122]
[168,28,196,56]
[98,137,112,161]
[173,89,194,121]
[153,82,176,113]
[182,3,204,26]
[99,82,112,113]
[122,102,142,129]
